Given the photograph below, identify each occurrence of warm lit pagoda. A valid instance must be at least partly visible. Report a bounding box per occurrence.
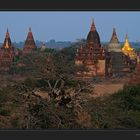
[122,34,137,60]
[75,18,105,78]
[23,27,37,54]
[0,29,15,71]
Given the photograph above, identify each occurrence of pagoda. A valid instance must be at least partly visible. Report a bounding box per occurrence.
[40,42,46,52]
[0,29,15,71]
[107,28,122,53]
[106,28,130,76]
[23,27,37,54]
[75,18,105,78]
[122,34,137,60]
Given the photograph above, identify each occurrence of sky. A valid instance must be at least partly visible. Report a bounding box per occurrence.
[0,11,140,42]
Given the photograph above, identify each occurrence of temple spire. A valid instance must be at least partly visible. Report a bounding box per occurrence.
[125,34,129,43]
[29,27,31,32]
[122,34,137,59]
[110,27,119,43]
[3,28,12,49]
[123,34,131,48]
[113,28,116,34]
[108,27,121,52]
[6,28,10,39]
[23,28,36,54]
[90,17,96,31]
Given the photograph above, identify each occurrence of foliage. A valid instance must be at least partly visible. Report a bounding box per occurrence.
[85,84,140,129]
[1,44,140,129]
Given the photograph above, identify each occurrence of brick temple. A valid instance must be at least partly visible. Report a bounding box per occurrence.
[23,27,37,55]
[0,29,15,72]
[105,28,134,77]
[75,18,105,78]
[75,19,137,79]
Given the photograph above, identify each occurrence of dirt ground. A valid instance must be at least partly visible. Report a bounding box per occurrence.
[0,73,130,99]
[89,77,130,98]
[90,83,124,98]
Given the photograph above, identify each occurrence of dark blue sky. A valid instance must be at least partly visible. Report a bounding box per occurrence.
[0,12,140,42]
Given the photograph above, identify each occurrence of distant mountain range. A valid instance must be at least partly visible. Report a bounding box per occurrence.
[0,40,140,50]
[13,40,73,50]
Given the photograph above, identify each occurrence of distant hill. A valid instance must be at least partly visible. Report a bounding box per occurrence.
[11,40,73,50]
[46,40,72,50]
[0,40,140,50]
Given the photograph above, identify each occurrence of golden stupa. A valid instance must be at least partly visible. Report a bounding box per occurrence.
[122,34,137,60]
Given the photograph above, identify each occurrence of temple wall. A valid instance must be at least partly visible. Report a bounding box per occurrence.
[80,60,105,77]
[96,60,105,76]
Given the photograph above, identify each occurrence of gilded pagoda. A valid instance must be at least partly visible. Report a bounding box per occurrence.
[106,28,131,76]
[122,34,137,60]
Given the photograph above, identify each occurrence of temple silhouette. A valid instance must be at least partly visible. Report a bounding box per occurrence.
[0,18,138,77]
[75,18,137,79]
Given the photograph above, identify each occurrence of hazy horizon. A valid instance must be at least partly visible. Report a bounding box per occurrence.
[0,12,140,43]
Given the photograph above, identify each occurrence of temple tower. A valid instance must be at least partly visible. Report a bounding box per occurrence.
[23,27,37,54]
[122,34,137,60]
[106,28,125,76]
[107,28,122,52]
[0,29,15,71]
[75,18,105,78]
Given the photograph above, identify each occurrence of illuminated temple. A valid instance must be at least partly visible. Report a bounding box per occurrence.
[122,34,137,60]
[0,29,15,72]
[75,19,137,79]
[0,22,138,76]
[105,28,132,76]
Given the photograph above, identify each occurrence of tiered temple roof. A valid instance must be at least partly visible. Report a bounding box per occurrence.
[107,28,122,52]
[0,29,15,71]
[105,28,136,77]
[23,27,36,54]
[75,18,105,63]
[75,18,105,77]
[122,34,136,60]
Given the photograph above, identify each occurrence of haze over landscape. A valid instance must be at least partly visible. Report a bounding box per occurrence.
[0,12,140,43]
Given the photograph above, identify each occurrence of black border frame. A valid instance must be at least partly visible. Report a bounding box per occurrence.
[0,0,140,10]
[0,130,140,140]
[1,0,140,140]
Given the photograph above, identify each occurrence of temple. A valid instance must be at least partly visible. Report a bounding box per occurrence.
[23,27,37,54]
[106,28,130,76]
[75,18,105,78]
[107,28,122,53]
[122,34,137,60]
[0,29,15,72]
[40,42,46,52]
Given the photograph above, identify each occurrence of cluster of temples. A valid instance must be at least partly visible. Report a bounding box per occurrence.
[0,28,37,72]
[0,18,139,77]
[75,18,138,79]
